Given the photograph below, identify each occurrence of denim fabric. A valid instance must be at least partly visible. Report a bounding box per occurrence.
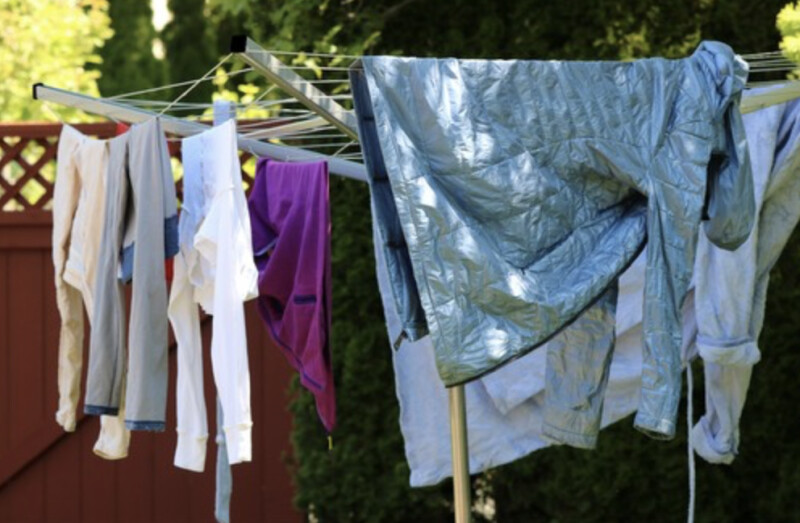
[119,214,179,283]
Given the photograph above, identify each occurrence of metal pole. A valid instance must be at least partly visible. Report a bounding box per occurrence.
[230,35,360,140]
[449,385,471,523]
[213,100,235,523]
[32,83,367,182]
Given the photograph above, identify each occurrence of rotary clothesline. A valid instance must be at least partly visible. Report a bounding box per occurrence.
[32,37,800,523]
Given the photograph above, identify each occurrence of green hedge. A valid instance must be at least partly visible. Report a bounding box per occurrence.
[282,1,800,521]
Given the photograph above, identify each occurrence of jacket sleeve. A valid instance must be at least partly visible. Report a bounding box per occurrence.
[194,130,257,465]
[52,127,85,432]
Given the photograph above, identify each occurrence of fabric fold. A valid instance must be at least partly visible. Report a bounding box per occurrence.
[248,159,336,433]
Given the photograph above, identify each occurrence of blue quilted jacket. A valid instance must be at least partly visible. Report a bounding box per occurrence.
[350,41,754,439]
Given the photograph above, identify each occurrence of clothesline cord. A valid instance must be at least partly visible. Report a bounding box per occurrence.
[235,85,277,118]
[159,54,234,116]
[109,67,253,101]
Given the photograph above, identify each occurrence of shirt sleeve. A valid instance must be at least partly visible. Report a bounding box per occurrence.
[169,247,208,471]
[194,127,257,465]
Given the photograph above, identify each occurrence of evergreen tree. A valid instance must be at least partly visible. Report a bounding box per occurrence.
[98,0,166,98]
[162,0,217,107]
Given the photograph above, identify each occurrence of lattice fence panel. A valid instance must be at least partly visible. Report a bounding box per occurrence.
[0,136,59,211]
[0,123,259,212]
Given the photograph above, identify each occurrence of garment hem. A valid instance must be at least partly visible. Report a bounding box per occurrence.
[541,421,598,449]
[85,404,119,416]
[125,420,166,432]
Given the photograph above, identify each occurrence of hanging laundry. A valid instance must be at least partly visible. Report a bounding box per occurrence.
[52,124,130,459]
[372,215,669,486]
[497,91,800,460]
[349,72,428,345]
[53,124,108,432]
[691,95,800,464]
[169,119,258,471]
[351,41,754,439]
[248,159,335,433]
[114,121,176,283]
[83,117,179,432]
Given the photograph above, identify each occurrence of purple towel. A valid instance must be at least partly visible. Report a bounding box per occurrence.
[248,159,335,432]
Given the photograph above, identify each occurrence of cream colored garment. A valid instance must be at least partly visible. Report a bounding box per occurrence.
[52,124,130,459]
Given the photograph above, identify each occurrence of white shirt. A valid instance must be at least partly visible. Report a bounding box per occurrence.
[169,120,258,471]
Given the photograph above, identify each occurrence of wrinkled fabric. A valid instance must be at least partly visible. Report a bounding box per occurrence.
[170,119,258,470]
[373,215,653,486]
[542,287,618,448]
[482,95,800,457]
[84,118,178,431]
[52,125,107,431]
[691,94,800,464]
[352,41,753,438]
[248,159,336,432]
[52,125,130,459]
[351,71,429,343]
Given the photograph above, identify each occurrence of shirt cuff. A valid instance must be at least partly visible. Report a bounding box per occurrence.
[56,409,76,432]
[633,412,676,440]
[697,335,760,366]
[224,423,253,465]
[174,432,208,472]
[691,418,736,465]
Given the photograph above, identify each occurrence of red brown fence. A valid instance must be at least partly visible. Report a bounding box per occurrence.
[0,122,301,523]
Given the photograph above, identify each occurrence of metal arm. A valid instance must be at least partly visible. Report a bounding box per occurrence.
[230,36,360,141]
[741,82,800,114]
[32,83,367,182]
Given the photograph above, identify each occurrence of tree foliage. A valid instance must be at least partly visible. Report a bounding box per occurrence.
[779,2,800,64]
[0,0,112,122]
[161,0,216,105]
[97,0,166,97]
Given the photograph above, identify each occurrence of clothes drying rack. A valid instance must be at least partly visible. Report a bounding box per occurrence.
[32,36,800,523]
